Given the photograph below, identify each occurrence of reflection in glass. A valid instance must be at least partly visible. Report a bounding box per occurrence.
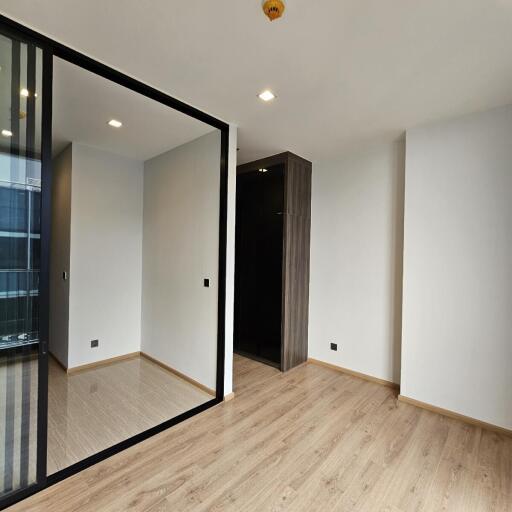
[46,57,220,474]
[0,32,42,498]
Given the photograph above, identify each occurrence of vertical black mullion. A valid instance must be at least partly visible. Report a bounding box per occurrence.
[36,47,52,486]
[26,45,36,163]
[10,40,20,181]
[215,127,228,401]
[26,44,36,296]
[19,43,37,487]
[10,40,20,343]
[3,354,15,493]
[19,349,31,486]
[4,38,21,494]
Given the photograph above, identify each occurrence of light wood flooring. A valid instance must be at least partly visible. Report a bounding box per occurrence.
[47,355,212,474]
[8,354,512,511]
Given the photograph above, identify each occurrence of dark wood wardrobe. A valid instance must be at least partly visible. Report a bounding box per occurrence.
[234,152,312,371]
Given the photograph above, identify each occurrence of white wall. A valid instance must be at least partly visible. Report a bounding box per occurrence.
[309,141,405,384]
[141,131,221,391]
[50,145,72,367]
[402,105,512,430]
[49,128,235,398]
[223,124,237,396]
[68,143,143,368]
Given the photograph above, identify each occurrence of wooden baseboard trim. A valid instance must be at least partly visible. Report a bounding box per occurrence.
[398,395,512,437]
[67,352,141,375]
[308,358,400,390]
[140,352,215,397]
[224,392,235,402]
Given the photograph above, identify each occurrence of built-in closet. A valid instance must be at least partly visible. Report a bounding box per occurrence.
[234,152,312,371]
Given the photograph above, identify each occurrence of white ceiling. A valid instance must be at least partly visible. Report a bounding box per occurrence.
[2,1,512,164]
[52,57,215,161]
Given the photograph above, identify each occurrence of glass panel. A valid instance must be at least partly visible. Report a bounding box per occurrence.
[48,57,220,473]
[0,32,43,498]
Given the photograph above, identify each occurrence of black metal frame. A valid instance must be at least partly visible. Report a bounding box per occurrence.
[0,13,229,510]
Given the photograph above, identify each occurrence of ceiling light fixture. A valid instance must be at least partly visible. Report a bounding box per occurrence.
[258,168,269,173]
[20,88,29,97]
[258,90,276,102]
[1,129,13,137]
[108,119,122,128]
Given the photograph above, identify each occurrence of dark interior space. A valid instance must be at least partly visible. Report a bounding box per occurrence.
[234,163,284,367]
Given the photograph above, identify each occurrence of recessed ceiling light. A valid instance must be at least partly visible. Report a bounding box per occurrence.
[108,119,122,128]
[20,88,29,97]
[258,90,276,102]
[258,168,269,173]
[1,129,13,137]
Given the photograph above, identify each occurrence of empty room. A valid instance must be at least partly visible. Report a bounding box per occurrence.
[0,2,511,511]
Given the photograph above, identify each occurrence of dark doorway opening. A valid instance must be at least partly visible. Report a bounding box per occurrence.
[234,163,284,368]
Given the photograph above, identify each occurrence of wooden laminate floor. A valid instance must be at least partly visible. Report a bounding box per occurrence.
[9,354,512,511]
[47,355,213,474]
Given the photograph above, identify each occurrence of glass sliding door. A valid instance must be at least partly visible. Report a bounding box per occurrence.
[0,30,44,501]
[0,13,227,508]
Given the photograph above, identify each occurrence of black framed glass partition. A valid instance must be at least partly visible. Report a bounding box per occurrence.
[0,31,44,501]
[47,56,222,475]
[0,13,228,510]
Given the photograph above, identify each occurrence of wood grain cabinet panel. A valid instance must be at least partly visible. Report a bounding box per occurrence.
[235,152,312,371]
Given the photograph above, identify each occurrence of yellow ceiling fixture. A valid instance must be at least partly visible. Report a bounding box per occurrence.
[262,0,285,21]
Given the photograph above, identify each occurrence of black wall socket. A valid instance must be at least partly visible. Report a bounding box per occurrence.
[90,339,99,348]
[330,342,338,351]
